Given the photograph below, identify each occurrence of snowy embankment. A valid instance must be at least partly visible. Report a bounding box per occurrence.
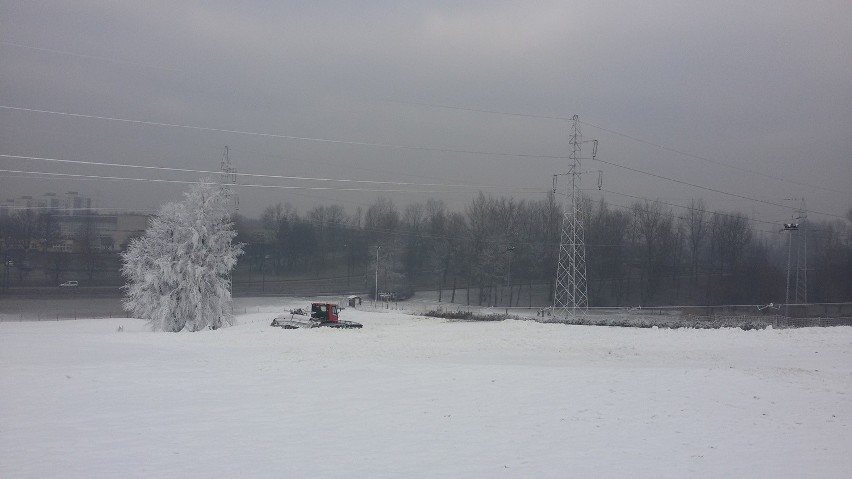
[1,298,851,478]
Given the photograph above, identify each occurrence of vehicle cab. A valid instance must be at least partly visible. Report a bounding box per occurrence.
[310,303,339,323]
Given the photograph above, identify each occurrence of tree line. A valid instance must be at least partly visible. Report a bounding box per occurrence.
[238,194,852,307]
[2,194,850,306]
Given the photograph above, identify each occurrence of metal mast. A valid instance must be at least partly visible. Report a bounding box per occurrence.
[219,146,239,298]
[553,115,588,317]
[219,146,239,213]
[794,199,807,304]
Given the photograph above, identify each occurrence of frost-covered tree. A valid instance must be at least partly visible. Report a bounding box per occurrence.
[121,180,243,332]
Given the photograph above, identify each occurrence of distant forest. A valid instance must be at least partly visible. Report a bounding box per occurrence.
[2,193,851,307]
[234,193,852,307]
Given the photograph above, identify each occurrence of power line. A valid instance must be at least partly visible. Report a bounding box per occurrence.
[1,205,154,213]
[239,210,621,249]
[234,144,484,190]
[0,168,549,196]
[590,156,846,220]
[0,171,386,214]
[15,39,835,196]
[594,188,781,228]
[0,41,180,72]
[3,105,844,219]
[0,105,569,160]
[584,188,843,239]
[395,100,844,195]
[0,153,542,192]
[595,196,779,237]
[0,172,436,212]
[580,120,845,195]
[393,100,574,121]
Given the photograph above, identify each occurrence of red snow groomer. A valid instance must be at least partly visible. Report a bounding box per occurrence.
[271,303,363,329]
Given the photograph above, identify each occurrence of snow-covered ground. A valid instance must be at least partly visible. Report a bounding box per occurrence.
[2,298,851,478]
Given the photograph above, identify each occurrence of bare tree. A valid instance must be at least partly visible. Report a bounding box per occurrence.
[682,198,707,295]
[716,212,752,276]
[260,202,294,274]
[633,200,674,303]
[586,199,630,305]
[365,197,402,298]
[79,209,101,281]
[309,205,345,268]
[402,202,425,291]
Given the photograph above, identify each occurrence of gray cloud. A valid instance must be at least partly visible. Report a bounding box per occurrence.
[1,0,850,221]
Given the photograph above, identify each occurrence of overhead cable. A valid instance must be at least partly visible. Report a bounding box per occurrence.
[0,168,549,196]
[0,105,569,160]
[591,157,845,220]
[396,99,843,195]
[0,41,179,72]
[0,153,540,191]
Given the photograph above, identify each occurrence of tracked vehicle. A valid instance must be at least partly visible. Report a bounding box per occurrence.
[271,302,363,329]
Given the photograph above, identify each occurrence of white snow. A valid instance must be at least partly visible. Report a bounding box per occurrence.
[2,299,851,478]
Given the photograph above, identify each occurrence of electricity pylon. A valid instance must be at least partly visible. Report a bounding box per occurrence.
[553,115,589,317]
[220,146,239,213]
[220,146,239,298]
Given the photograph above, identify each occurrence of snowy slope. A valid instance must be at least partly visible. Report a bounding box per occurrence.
[2,299,851,478]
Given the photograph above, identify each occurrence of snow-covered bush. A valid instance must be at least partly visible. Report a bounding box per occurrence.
[121,180,243,332]
[425,309,512,321]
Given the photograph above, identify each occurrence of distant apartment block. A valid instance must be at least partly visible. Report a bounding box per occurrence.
[1,191,149,252]
[1,191,93,216]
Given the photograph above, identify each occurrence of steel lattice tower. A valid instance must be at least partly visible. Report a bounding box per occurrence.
[553,115,588,317]
[220,146,239,213]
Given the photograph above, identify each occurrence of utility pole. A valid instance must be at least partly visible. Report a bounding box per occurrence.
[553,115,594,318]
[2,252,9,293]
[794,199,808,304]
[375,245,381,306]
[782,222,798,317]
[505,245,515,306]
[781,197,808,315]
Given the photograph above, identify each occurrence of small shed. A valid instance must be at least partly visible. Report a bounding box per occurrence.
[347,295,362,307]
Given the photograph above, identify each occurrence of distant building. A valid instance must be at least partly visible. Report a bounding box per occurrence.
[1,191,94,216]
[53,213,149,252]
[64,191,92,214]
[0,199,14,217]
[1,190,149,252]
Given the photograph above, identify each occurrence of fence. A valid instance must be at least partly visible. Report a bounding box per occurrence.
[3,296,850,328]
[347,299,852,329]
[0,311,127,322]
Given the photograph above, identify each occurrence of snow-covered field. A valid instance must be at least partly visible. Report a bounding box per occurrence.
[2,298,851,478]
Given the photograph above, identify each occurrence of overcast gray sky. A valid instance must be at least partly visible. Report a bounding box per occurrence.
[1,0,850,228]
